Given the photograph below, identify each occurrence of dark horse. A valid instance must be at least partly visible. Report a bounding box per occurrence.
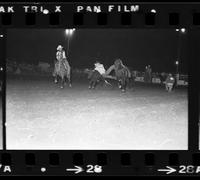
[53,59,71,88]
[113,59,132,92]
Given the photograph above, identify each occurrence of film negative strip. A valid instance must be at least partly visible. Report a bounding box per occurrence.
[0,1,199,176]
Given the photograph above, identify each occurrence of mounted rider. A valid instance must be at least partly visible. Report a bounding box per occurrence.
[56,45,70,71]
[53,45,71,88]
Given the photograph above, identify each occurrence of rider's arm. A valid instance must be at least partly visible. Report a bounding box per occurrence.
[63,51,66,59]
[105,64,115,75]
[56,52,59,61]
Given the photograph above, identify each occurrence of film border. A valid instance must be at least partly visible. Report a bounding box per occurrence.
[0,2,199,176]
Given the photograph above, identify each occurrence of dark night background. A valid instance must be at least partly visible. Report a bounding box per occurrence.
[7,29,189,73]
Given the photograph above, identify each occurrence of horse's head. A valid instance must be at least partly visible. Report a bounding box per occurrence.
[114,59,123,70]
[84,68,91,74]
[84,68,94,79]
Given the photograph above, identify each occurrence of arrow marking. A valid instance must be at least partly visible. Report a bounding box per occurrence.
[66,166,84,174]
[158,166,176,174]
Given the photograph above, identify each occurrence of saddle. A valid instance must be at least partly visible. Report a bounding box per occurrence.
[55,59,69,71]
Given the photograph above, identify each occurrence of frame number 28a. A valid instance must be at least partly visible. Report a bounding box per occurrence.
[179,165,200,174]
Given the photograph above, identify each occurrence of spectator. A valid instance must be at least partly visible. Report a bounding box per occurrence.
[147,65,152,83]
[165,73,175,92]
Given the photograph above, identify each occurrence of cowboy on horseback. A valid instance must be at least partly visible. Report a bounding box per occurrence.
[56,45,70,71]
[53,45,71,88]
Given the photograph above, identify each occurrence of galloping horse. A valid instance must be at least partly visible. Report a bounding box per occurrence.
[53,59,71,89]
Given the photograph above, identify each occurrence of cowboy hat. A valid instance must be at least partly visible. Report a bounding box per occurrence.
[57,45,63,51]
[94,61,100,64]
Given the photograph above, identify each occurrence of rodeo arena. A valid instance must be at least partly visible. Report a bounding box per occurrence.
[5,29,188,150]
[5,54,188,150]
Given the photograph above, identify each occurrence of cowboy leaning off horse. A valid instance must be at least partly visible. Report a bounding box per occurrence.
[91,59,132,85]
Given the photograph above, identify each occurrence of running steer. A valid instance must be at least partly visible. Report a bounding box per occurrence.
[85,69,112,89]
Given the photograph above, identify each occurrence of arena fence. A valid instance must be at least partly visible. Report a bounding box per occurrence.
[6,61,188,86]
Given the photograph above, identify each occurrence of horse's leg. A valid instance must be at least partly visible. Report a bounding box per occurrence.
[99,76,104,87]
[88,71,94,89]
[92,80,97,89]
[67,68,72,87]
[118,80,122,89]
[63,75,67,86]
[121,80,124,91]
[124,78,128,91]
[60,74,64,89]
[121,78,126,92]
[94,81,98,89]
[61,80,64,88]
[68,75,72,87]
[91,80,95,89]
[54,73,58,84]
[91,72,98,89]
[63,65,67,86]
[89,77,95,89]
[54,76,58,84]
[89,80,92,89]
[69,76,72,87]
[128,77,132,89]
[53,64,58,84]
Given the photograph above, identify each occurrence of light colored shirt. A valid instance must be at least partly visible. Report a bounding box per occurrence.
[94,64,106,75]
[166,76,175,84]
[56,50,66,61]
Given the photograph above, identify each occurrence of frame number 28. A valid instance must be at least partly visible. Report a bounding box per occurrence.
[86,165,103,173]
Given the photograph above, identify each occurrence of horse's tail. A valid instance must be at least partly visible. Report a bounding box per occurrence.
[126,67,132,78]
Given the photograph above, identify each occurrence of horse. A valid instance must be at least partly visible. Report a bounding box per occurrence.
[53,59,71,89]
[84,68,112,89]
[113,59,132,92]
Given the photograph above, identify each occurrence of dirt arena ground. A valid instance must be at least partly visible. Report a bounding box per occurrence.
[6,74,188,150]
